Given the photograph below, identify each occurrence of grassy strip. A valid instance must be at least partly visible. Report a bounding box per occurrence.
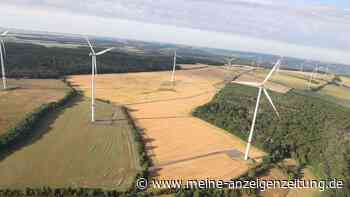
[121,106,152,194]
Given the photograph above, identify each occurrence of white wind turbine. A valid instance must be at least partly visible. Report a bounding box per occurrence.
[0,31,9,90]
[171,49,177,83]
[300,62,304,72]
[237,59,282,160]
[308,64,319,89]
[226,56,236,68]
[276,58,282,73]
[85,36,115,122]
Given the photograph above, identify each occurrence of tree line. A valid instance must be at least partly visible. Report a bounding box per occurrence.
[4,42,223,78]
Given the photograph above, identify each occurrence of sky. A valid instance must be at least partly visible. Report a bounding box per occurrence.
[0,0,350,64]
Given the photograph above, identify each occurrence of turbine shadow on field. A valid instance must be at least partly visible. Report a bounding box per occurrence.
[149,149,244,176]
[179,65,209,70]
[0,95,82,162]
[125,90,214,106]
[134,115,190,120]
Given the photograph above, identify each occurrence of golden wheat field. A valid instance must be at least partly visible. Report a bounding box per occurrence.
[69,65,267,181]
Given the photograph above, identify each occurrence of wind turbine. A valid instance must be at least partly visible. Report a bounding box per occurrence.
[0,31,9,90]
[226,56,236,68]
[300,62,304,72]
[276,58,282,73]
[307,65,319,89]
[171,49,177,83]
[85,36,115,122]
[238,59,282,160]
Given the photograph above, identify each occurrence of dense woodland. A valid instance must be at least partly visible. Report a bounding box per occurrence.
[193,84,350,196]
[3,42,223,78]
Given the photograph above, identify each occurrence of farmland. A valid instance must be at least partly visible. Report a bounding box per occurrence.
[0,96,141,190]
[69,65,266,181]
[0,79,70,135]
[1,63,349,195]
[233,68,350,107]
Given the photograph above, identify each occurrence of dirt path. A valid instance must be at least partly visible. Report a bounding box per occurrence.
[69,65,266,181]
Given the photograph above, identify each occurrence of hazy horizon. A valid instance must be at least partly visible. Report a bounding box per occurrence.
[0,0,349,65]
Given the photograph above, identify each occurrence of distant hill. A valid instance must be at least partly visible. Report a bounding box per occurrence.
[3,42,224,78]
[2,27,350,76]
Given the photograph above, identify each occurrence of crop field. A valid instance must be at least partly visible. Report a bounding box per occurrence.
[0,97,140,190]
[69,65,266,181]
[0,79,70,135]
[340,76,350,86]
[235,68,350,107]
[69,64,349,188]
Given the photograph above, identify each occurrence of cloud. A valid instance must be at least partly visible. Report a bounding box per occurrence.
[2,0,349,50]
[0,0,350,64]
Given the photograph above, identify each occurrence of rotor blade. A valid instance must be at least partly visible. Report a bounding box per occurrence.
[1,40,5,59]
[95,47,115,56]
[263,88,280,118]
[1,31,8,36]
[233,81,261,87]
[263,59,281,84]
[85,36,95,54]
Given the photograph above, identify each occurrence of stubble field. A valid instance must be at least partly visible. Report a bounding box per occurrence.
[0,97,140,190]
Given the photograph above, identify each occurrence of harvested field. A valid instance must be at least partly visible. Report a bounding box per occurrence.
[234,68,350,107]
[231,68,291,93]
[0,79,70,135]
[69,64,266,181]
[0,97,140,190]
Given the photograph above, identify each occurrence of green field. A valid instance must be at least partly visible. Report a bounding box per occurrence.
[0,96,141,190]
[0,79,70,135]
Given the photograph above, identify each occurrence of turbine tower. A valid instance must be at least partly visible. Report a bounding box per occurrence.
[237,59,282,160]
[308,64,319,89]
[226,57,236,68]
[0,31,9,90]
[171,49,177,83]
[276,57,283,73]
[300,62,304,72]
[85,36,115,122]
